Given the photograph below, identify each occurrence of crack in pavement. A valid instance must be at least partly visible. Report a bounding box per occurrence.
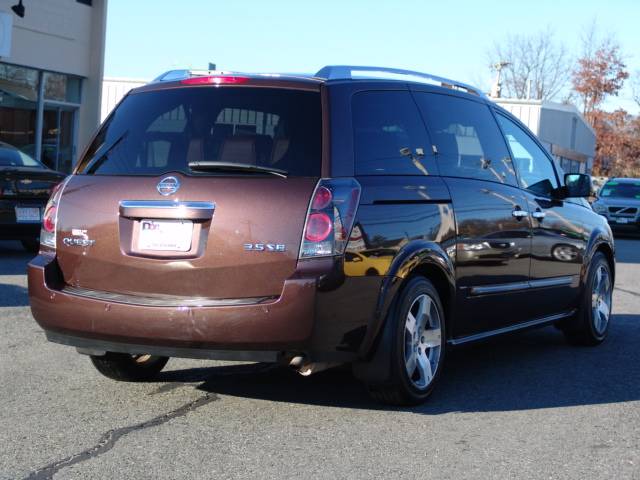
[23,394,218,480]
[617,287,640,298]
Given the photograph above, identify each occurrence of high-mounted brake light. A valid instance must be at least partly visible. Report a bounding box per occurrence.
[180,76,250,86]
[40,177,71,251]
[299,178,361,259]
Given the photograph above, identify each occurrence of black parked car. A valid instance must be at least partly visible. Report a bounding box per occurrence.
[28,66,615,406]
[0,142,65,252]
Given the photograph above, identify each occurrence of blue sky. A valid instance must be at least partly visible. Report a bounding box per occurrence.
[105,0,640,113]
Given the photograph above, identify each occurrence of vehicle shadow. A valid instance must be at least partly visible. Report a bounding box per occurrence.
[0,283,30,307]
[158,314,640,413]
[0,241,33,276]
[614,238,640,264]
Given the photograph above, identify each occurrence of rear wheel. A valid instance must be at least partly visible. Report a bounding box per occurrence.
[20,238,39,253]
[561,252,613,346]
[90,352,169,381]
[366,277,446,406]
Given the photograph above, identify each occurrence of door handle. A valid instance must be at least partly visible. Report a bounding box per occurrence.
[532,209,546,220]
[512,208,528,219]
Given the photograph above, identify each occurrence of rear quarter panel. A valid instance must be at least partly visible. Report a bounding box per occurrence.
[311,175,456,355]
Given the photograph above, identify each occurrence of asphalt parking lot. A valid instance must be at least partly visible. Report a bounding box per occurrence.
[1,239,639,480]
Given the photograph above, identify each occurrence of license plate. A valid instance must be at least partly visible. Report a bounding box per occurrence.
[15,206,41,223]
[614,217,629,224]
[138,219,193,252]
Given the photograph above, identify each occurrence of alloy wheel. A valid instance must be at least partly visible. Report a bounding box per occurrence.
[591,264,612,335]
[403,294,442,389]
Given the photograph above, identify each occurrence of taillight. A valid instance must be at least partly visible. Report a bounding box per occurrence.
[42,206,57,233]
[180,76,249,85]
[299,178,361,258]
[305,213,333,242]
[40,177,70,251]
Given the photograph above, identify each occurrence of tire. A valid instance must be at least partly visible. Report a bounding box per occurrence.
[365,277,446,406]
[560,252,613,346]
[21,238,40,253]
[90,352,169,381]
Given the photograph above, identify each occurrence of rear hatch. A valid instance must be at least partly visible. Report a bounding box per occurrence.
[55,80,323,299]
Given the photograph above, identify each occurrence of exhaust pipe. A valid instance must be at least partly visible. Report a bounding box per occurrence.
[288,355,341,376]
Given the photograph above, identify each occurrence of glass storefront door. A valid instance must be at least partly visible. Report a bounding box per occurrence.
[42,106,76,172]
[0,62,81,173]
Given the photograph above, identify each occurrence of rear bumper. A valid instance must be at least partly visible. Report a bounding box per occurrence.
[28,254,320,354]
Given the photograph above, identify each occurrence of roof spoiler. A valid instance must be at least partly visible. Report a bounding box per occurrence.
[151,69,237,83]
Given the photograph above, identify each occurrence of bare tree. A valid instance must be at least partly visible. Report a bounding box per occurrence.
[631,71,640,109]
[487,27,571,101]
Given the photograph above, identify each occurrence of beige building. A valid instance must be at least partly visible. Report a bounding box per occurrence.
[0,0,107,172]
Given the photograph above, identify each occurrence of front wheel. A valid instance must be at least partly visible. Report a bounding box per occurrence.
[366,277,446,406]
[90,352,169,381]
[560,252,613,346]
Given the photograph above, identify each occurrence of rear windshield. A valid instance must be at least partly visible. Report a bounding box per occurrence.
[600,181,640,199]
[0,146,44,168]
[79,87,322,177]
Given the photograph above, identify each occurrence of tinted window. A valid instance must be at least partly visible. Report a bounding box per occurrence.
[600,181,640,199]
[496,113,559,197]
[80,88,321,177]
[352,91,436,176]
[413,93,517,185]
[0,145,44,168]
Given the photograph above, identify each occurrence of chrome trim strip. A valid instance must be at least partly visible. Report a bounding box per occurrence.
[119,200,215,220]
[529,276,575,289]
[447,310,575,346]
[470,281,529,296]
[469,275,575,296]
[61,285,276,307]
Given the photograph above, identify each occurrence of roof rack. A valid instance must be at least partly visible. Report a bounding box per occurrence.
[314,65,484,97]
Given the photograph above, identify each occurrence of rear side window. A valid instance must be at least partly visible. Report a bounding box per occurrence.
[352,91,436,176]
[80,87,321,177]
[413,93,517,186]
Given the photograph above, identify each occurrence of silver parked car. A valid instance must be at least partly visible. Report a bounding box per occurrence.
[592,178,640,230]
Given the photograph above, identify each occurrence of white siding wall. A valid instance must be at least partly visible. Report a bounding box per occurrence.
[493,100,542,135]
[101,78,147,121]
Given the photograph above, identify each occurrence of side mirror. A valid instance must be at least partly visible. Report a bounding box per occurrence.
[563,173,593,198]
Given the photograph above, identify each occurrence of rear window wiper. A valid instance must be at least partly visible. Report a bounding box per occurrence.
[188,161,288,178]
[84,131,128,173]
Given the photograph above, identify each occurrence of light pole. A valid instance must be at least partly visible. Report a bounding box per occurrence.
[490,61,511,98]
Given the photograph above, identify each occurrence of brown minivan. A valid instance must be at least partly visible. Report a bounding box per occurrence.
[28,66,615,405]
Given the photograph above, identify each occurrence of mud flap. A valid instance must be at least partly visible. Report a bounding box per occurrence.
[351,310,395,385]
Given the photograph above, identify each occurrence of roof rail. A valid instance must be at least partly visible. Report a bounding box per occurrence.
[314,65,484,97]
